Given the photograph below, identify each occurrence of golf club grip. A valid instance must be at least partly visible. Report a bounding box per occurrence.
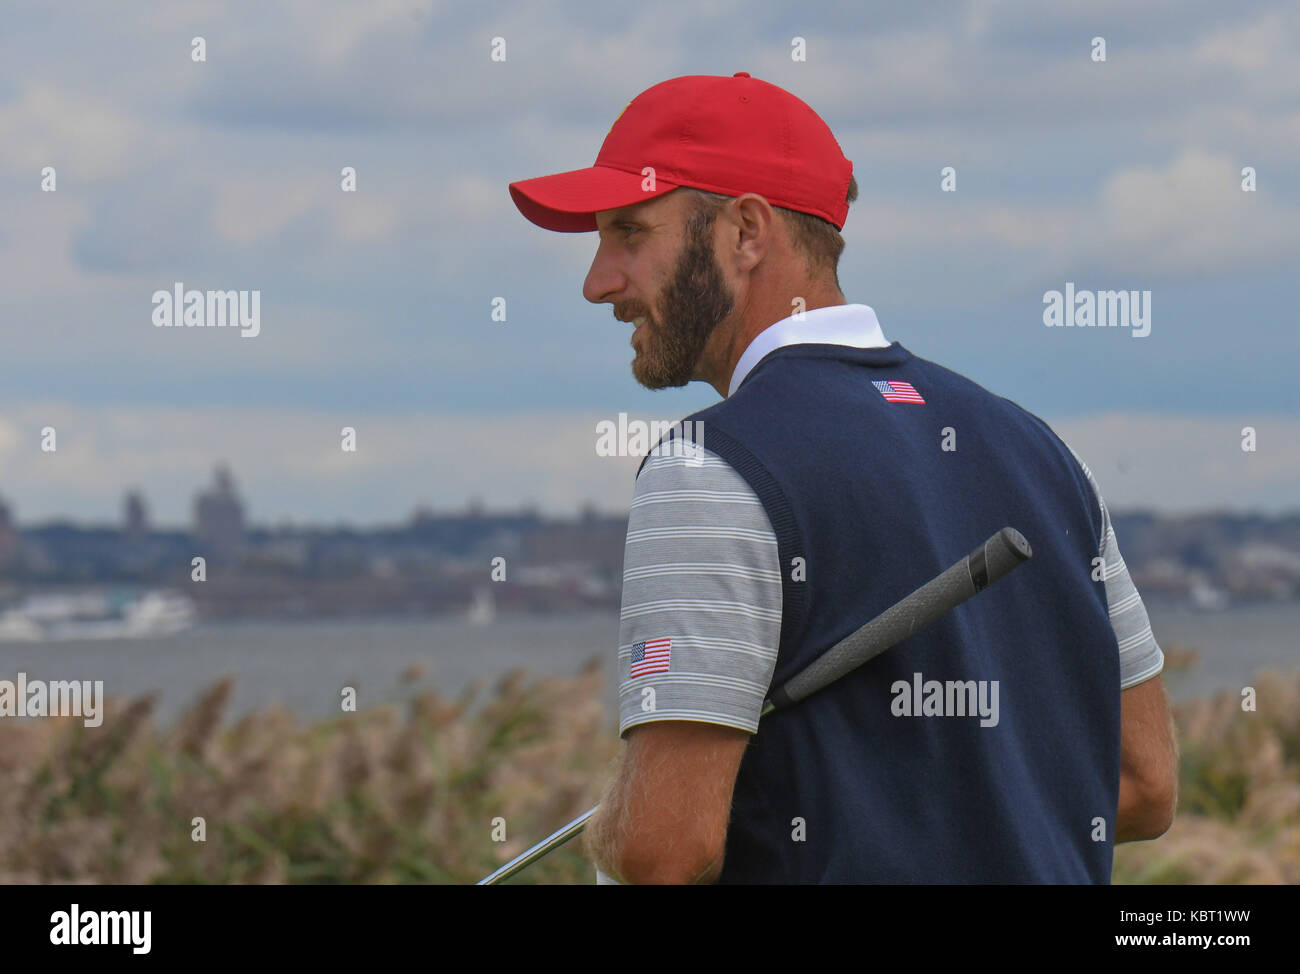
[764,527,1031,712]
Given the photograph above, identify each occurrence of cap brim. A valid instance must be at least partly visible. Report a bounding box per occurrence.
[509,165,680,233]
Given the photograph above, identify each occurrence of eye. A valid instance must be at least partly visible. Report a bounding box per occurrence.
[619,223,639,237]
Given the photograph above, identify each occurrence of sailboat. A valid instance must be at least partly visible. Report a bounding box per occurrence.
[467,586,496,625]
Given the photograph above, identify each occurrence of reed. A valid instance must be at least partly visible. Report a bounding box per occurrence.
[1112,667,1300,884]
[2,657,1295,884]
[0,659,616,884]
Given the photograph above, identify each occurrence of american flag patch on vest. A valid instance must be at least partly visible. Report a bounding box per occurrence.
[872,379,926,403]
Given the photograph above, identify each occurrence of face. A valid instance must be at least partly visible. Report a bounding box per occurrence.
[585,190,737,390]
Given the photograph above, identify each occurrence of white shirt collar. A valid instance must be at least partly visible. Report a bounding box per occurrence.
[727,303,890,397]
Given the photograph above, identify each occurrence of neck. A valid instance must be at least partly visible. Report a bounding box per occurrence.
[709,288,847,398]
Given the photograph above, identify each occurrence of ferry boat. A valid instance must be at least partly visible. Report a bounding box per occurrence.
[0,589,197,642]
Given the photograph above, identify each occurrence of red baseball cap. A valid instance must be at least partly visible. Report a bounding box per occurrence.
[509,72,853,233]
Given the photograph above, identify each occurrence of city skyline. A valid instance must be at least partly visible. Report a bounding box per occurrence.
[0,460,626,532]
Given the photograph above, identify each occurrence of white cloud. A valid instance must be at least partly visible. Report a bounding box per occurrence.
[852,148,1299,278]
[1094,150,1276,273]
[1194,8,1299,77]
[0,83,166,181]
[210,178,327,246]
[0,403,1294,526]
[1048,411,1300,514]
[282,0,440,64]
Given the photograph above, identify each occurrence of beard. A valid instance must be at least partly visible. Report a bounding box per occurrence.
[629,203,736,389]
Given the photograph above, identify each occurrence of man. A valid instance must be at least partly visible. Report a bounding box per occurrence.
[508,73,1177,883]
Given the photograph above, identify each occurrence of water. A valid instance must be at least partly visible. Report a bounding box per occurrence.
[0,613,622,728]
[0,601,1296,728]
[1143,599,1300,701]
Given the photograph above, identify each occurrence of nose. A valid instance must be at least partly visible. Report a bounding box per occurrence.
[582,241,625,306]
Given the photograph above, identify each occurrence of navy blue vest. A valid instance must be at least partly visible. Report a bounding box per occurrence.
[638,341,1120,883]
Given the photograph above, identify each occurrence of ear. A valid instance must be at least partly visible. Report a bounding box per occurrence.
[725,193,775,274]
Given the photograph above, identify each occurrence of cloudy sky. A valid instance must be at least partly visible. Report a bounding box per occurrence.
[0,0,1296,527]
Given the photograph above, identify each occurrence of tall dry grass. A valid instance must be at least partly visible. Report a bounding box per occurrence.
[0,660,616,884]
[1,657,1295,883]
[1112,667,1300,884]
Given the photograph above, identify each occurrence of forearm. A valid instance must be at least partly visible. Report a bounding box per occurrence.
[582,751,725,884]
[585,788,716,884]
[1115,772,1147,842]
[1115,769,1177,842]
[583,786,630,883]
[583,722,748,883]
[1115,676,1180,843]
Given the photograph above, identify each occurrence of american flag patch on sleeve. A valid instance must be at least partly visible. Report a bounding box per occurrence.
[872,379,926,403]
[630,637,672,677]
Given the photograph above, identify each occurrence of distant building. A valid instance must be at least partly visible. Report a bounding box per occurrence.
[124,489,149,543]
[193,465,247,562]
[0,496,21,571]
[521,511,626,582]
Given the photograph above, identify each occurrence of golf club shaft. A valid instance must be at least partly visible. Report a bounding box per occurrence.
[477,525,1032,885]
